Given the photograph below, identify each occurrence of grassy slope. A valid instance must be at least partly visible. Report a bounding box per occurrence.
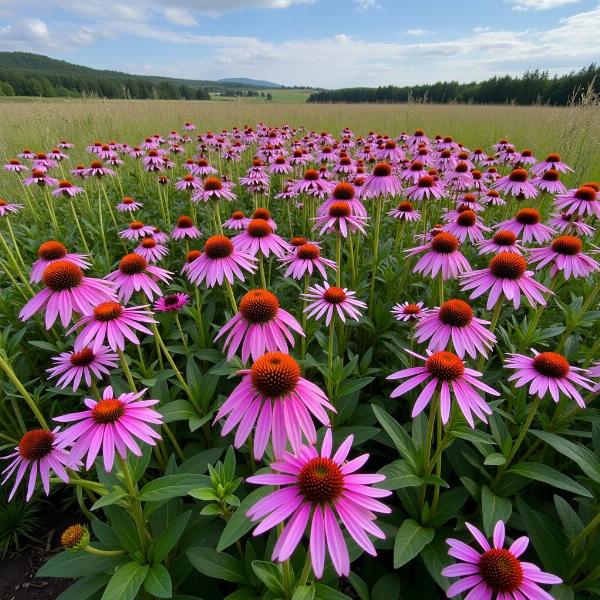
[0,99,598,182]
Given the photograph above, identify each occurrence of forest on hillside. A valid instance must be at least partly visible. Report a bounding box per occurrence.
[307,65,600,106]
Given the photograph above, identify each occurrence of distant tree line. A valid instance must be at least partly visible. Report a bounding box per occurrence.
[307,65,600,106]
[0,67,211,99]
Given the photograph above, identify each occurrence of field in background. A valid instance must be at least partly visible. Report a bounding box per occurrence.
[0,98,599,180]
[210,89,313,103]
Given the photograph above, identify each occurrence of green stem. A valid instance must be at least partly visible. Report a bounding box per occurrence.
[327,318,335,402]
[567,511,600,553]
[68,199,91,254]
[259,254,267,289]
[85,546,125,557]
[151,322,193,399]
[557,278,600,352]
[5,218,26,269]
[368,198,384,319]
[174,313,188,350]
[335,230,342,287]
[117,349,136,392]
[118,456,150,555]
[0,354,49,428]
[498,396,541,479]
[298,551,313,586]
[224,280,239,314]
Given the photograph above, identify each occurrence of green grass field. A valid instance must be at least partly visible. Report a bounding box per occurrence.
[209,89,314,103]
[0,98,598,182]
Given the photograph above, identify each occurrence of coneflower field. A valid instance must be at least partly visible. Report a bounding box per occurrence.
[0,105,599,600]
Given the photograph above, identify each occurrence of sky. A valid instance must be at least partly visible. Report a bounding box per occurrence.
[0,0,599,88]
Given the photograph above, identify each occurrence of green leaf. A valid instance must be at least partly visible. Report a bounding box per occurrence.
[251,560,284,593]
[104,506,140,554]
[427,488,469,527]
[101,562,148,600]
[217,487,270,551]
[393,519,434,568]
[314,583,352,600]
[376,460,421,490]
[508,462,592,497]
[186,547,247,583]
[551,585,575,600]
[129,444,152,482]
[346,572,369,600]
[517,497,567,575]
[56,574,111,600]
[481,486,512,536]
[484,453,507,466]
[152,510,191,562]
[143,563,172,598]
[292,585,316,600]
[372,574,401,600]
[553,495,583,541]
[178,447,224,475]
[37,552,125,578]
[531,430,600,484]
[139,474,210,501]
[92,487,127,510]
[338,376,374,396]
[372,405,418,470]
[420,537,452,592]
[451,426,496,445]
[160,399,197,423]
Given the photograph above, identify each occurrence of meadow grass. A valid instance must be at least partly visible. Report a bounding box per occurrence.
[0,98,598,183]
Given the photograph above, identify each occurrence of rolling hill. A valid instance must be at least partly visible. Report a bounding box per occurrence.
[0,52,282,100]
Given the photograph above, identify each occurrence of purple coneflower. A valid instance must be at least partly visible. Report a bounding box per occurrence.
[68,301,155,352]
[215,352,334,459]
[443,520,561,599]
[134,237,168,263]
[51,179,83,198]
[531,152,573,175]
[0,199,23,217]
[55,386,162,472]
[279,242,336,280]
[387,350,499,426]
[4,159,28,173]
[47,346,118,391]
[554,185,600,218]
[171,215,201,240]
[505,350,593,407]
[20,261,116,329]
[117,197,143,212]
[192,177,236,203]
[415,299,496,359]
[477,230,524,256]
[175,174,202,192]
[442,209,490,243]
[496,208,555,244]
[268,156,292,174]
[391,301,429,321]
[246,429,391,578]
[528,235,599,279]
[360,162,402,199]
[252,207,278,231]
[460,254,551,309]
[184,235,257,287]
[105,253,172,303]
[1,429,70,501]
[290,169,334,199]
[548,212,595,237]
[30,241,90,283]
[85,160,115,178]
[495,168,538,198]
[405,175,445,202]
[23,168,58,187]
[215,289,304,362]
[406,232,471,280]
[233,219,290,258]
[224,210,251,231]
[302,282,366,325]
[531,168,566,194]
[388,200,421,222]
[119,220,155,240]
[154,292,189,313]
[314,201,367,238]
[480,189,506,207]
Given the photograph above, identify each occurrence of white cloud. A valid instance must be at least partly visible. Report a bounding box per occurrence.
[510,0,580,11]
[0,17,96,51]
[353,0,378,11]
[163,7,198,26]
[405,29,429,36]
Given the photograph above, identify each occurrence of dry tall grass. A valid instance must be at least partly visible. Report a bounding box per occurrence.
[0,99,598,179]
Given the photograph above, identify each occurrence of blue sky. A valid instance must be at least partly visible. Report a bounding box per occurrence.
[0,0,598,87]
